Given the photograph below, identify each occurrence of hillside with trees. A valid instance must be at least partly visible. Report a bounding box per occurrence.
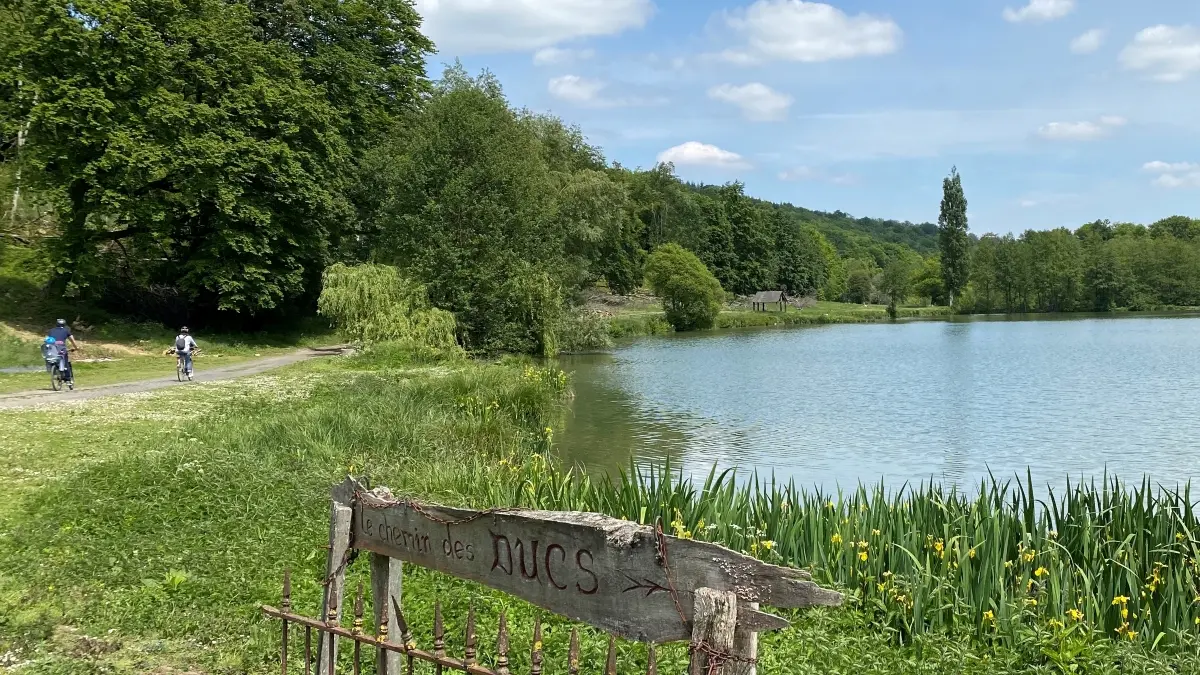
[1,0,1198,356]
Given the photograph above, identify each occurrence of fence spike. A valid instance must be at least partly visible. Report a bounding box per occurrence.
[379,597,391,642]
[495,611,510,675]
[646,645,657,675]
[568,628,580,675]
[353,583,364,635]
[530,618,543,675]
[390,595,414,652]
[433,602,445,658]
[464,602,478,667]
[326,593,338,625]
[605,636,617,675]
[282,569,293,612]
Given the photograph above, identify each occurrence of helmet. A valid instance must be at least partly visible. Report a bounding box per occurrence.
[180,326,189,334]
[56,319,66,327]
[45,336,56,344]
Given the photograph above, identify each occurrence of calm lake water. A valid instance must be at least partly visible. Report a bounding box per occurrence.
[556,314,1200,492]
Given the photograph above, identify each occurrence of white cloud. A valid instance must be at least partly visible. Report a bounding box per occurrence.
[716,0,901,64]
[1070,29,1105,54]
[548,75,606,104]
[413,0,653,54]
[532,47,595,66]
[657,142,751,169]
[1153,172,1200,189]
[708,83,793,121]
[1037,115,1125,141]
[779,166,819,181]
[547,75,667,108]
[1002,0,1074,24]
[779,166,856,184]
[1144,160,1200,188]
[1119,25,1200,82]
[1143,160,1200,173]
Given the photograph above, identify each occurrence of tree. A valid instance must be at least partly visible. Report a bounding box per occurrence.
[844,258,878,304]
[1149,215,1200,241]
[774,215,828,298]
[6,0,432,317]
[913,256,946,306]
[814,232,847,301]
[879,257,915,315]
[721,183,774,295]
[938,167,970,305]
[644,243,724,331]
[368,70,576,354]
[1082,241,1131,311]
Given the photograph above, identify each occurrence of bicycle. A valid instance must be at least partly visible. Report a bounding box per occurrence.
[168,347,200,381]
[48,349,75,391]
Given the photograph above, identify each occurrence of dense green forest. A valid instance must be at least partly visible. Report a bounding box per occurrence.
[1,0,1198,354]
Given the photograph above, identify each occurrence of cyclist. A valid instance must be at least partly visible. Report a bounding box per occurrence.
[172,326,198,378]
[47,319,77,383]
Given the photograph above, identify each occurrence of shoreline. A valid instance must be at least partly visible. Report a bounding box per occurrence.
[602,303,1200,343]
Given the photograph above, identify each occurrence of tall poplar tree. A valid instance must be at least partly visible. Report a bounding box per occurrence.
[938,166,970,305]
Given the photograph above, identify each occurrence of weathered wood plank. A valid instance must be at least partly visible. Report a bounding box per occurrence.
[688,588,738,675]
[316,501,353,675]
[371,554,403,675]
[729,601,758,675]
[340,479,840,643]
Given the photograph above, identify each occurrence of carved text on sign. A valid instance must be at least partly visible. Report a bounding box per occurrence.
[336,478,842,643]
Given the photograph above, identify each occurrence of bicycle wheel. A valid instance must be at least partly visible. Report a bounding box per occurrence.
[50,365,62,391]
[177,360,184,382]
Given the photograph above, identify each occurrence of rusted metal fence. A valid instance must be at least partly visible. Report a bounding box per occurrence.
[263,569,647,674]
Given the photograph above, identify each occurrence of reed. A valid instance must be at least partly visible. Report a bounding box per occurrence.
[512,461,1200,647]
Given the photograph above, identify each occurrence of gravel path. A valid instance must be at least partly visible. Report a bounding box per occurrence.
[0,346,350,410]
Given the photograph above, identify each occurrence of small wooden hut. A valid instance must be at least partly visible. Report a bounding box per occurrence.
[750,290,788,312]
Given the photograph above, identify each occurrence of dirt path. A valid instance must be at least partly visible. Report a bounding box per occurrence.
[0,346,351,410]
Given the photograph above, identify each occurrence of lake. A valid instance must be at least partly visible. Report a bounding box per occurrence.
[556,314,1200,493]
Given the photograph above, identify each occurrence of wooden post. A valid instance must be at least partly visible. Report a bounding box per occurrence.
[371,553,402,674]
[688,588,738,675]
[317,501,353,675]
[730,602,758,675]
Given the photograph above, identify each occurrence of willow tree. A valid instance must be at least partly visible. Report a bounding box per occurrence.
[317,263,457,352]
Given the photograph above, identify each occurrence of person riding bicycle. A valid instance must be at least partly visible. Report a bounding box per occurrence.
[172,326,198,377]
[47,319,77,382]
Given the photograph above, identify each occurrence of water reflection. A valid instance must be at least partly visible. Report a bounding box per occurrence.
[556,315,1200,492]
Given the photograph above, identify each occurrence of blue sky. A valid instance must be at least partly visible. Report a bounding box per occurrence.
[413,0,1200,234]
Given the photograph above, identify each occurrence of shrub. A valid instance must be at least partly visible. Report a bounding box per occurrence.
[556,309,613,353]
[317,263,459,356]
[644,244,724,331]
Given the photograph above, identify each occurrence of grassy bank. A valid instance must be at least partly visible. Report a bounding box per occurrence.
[603,301,953,340]
[1,349,1197,673]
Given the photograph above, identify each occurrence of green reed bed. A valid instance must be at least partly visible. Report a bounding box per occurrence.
[510,463,1200,648]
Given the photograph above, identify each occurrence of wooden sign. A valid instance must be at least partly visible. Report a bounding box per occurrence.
[333,479,842,644]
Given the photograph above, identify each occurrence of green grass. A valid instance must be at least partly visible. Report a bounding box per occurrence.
[1,349,1197,673]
